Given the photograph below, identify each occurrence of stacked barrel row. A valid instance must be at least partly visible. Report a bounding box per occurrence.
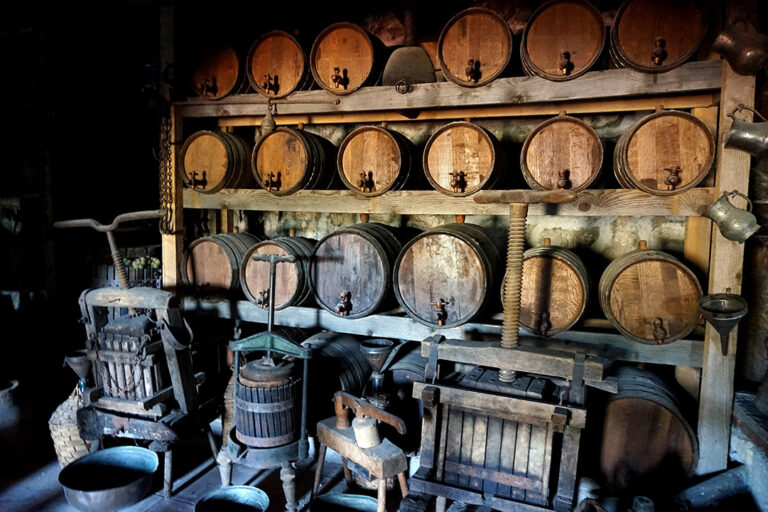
[189,0,707,101]
[181,231,703,345]
[180,109,715,197]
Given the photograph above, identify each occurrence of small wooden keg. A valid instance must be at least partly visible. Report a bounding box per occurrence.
[438,8,513,87]
[240,236,316,310]
[394,223,501,328]
[251,127,334,196]
[614,110,714,195]
[610,0,707,73]
[310,223,402,319]
[181,232,261,294]
[310,22,383,95]
[190,44,243,100]
[179,131,253,194]
[521,114,603,191]
[246,31,311,98]
[521,0,605,81]
[423,121,505,197]
[518,239,589,335]
[337,126,416,197]
[600,366,698,492]
[599,241,702,344]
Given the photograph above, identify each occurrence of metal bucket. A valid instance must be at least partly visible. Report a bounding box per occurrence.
[196,486,270,512]
[58,446,159,512]
[311,493,378,511]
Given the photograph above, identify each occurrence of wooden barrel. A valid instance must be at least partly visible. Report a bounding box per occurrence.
[179,131,253,194]
[181,232,261,294]
[394,223,502,328]
[521,0,605,81]
[234,360,300,448]
[423,122,505,197]
[309,22,384,95]
[599,242,702,344]
[521,115,603,191]
[337,126,416,197]
[190,43,243,100]
[437,8,513,87]
[614,110,714,196]
[518,239,589,336]
[610,0,707,73]
[251,127,334,196]
[246,31,311,98]
[310,223,402,319]
[600,366,698,492]
[240,236,316,310]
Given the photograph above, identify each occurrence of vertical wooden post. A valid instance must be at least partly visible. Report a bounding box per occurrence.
[696,60,755,475]
[161,104,184,292]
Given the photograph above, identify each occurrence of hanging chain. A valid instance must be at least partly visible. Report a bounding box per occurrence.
[159,115,178,235]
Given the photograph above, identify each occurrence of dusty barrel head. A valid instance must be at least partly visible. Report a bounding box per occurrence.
[394,223,501,328]
[182,232,261,295]
[521,0,605,81]
[438,7,513,87]
[614,110,715,195]
[521,115,603,191]
[310,22,383,95]
[247,31,310,98]
[610,0,707,73]
[190,43,243,100]
[179,131,253,194]
[423,121,505,197]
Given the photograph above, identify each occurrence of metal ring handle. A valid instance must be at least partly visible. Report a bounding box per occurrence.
[727,190,753,212]
[728,104,768,122]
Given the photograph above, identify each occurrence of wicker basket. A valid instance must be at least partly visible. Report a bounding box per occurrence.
[49,388,90,467]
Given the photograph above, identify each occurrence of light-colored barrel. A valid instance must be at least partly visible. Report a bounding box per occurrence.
[246,31,311,98]
[181,232,261,294]
[190,44,243,100]
[179,131,253,194]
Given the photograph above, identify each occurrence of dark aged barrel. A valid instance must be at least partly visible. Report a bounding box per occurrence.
[246,31,311,98]
[599,241,702,344]
[234,360,300,448]
[521,115,603,191]
[337,126,416,197]
[251,127,335,196]
[181,232,261,294]
[438,8,513,87]
[600,366,698,492]
[310,224,402,319]
[179,131,253,194]
[521,0,605,81]
[518,239,589,336]
[190,43,243,100]
[310,22,384,95]
[240,236,316,310]
[394,223,502,328]
[610,0,707,73]
[423,121,505,197]
[614,110,715,196]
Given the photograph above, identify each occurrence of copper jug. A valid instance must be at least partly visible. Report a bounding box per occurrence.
[712,21,768,75]
[725,104,768,156]
[704,190,760,243]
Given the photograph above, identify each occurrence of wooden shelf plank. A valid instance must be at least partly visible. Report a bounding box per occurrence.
[176,61,722,119]
[183,188,715,217]
[181,298,704,368]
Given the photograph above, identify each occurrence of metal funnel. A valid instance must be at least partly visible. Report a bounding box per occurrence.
[699,293,748,356]
[64,349,91,380]
[359,339,394,374]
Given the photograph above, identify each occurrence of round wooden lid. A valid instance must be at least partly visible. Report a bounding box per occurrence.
[181,132,230,191]
[242,242,299,309]
[310,231,387,316]
[424,122,496,196]
[624,112,714,193]
[522,116,602,191]
[191,45,241,100]
[614,0,706,71]
[438,8,512,86]
[311,23,375,94]
[338,127,402,195]
[185,239,234,289]
[396,233,486,327]
[248,31,306,98]
[608,259,701,342]
[523,0,605,80]
[253,129,310,195]
[520,255,586,331]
